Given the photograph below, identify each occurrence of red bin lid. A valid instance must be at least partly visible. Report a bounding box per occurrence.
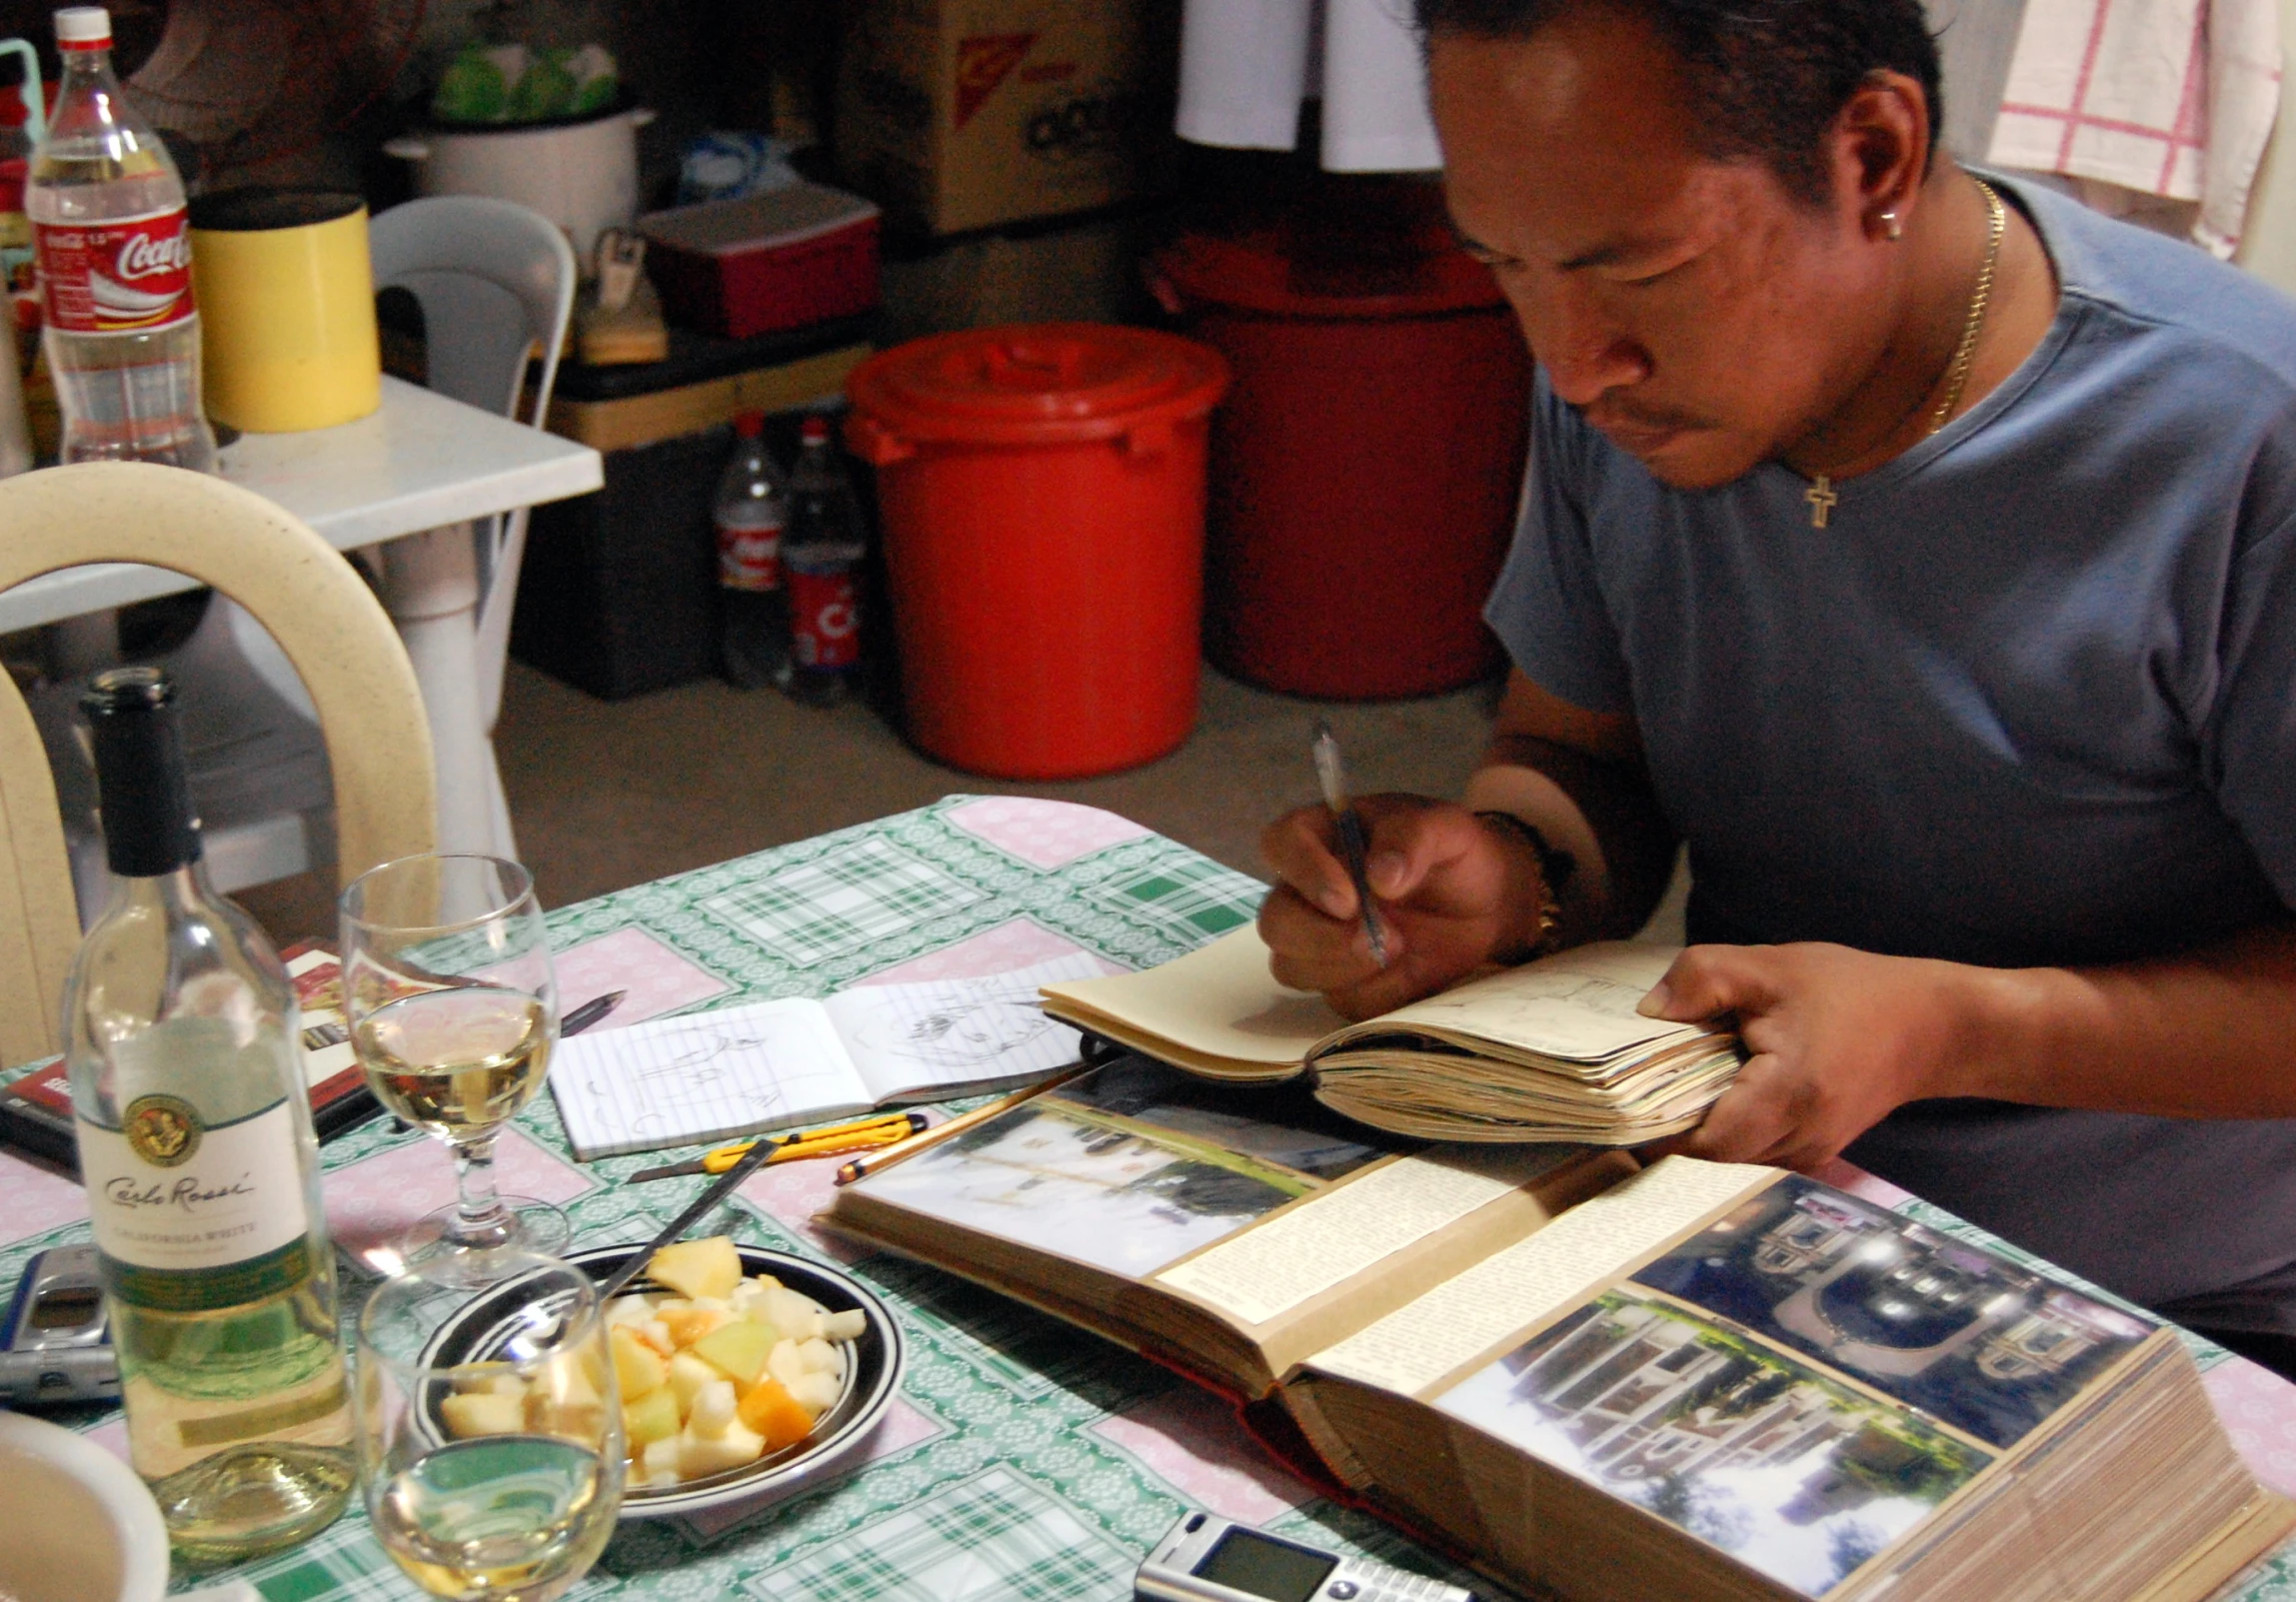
[845,323,1230,449]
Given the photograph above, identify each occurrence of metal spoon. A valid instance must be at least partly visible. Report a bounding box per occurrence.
[594,1135,779,1302]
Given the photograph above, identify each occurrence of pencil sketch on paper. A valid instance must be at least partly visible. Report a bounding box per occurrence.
[848,986,1063,1071]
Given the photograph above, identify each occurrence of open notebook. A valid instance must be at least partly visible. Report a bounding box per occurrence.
[550,952,1105,1159]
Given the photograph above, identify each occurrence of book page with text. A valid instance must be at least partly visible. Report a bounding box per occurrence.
[1342,942,1691,1062]
[1151,1145,1579,1327]
[1042,927,1340,1071]
[1308,1157,1779,1397]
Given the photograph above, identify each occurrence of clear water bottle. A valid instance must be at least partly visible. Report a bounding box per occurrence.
[782,414,868,708]
[26,6,215,471]
[716,409,791,691]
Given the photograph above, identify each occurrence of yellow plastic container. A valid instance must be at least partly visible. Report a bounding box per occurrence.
[189,189,380,433]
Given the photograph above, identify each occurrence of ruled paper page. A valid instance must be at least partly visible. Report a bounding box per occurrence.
[550,997,871,1159]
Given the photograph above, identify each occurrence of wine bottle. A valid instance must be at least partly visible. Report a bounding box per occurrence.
[62,666,353,1564]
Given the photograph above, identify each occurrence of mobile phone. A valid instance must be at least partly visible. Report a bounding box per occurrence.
[0,1243,119,1406]
[1138,1511,1479,1602]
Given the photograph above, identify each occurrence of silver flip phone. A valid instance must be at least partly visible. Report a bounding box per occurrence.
[1138,1511,1479,1602]
[0,1243,120,1406]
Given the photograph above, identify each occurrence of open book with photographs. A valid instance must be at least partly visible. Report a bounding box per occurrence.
[1038,926,1742,1145]
[824,1055,2294,1602]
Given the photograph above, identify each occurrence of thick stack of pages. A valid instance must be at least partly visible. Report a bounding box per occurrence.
[824,1062,2294,1602]
[1039,926,1741,1144]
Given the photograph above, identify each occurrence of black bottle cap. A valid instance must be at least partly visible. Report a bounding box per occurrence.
[82,666,202,876]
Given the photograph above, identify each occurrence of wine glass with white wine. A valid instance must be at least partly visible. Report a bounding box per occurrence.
[342,853,568,1283]
[356,1252,625,1602]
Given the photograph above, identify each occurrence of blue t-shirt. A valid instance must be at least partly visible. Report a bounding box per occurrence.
[1486,176,2296,1331]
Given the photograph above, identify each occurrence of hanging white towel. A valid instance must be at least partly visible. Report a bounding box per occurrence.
[1176,0,1441,173]
[1986,0,2283,257]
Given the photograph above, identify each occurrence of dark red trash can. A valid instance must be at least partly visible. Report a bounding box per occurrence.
[1154,226,1531,700]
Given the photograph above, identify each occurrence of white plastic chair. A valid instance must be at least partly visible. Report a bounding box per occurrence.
[0,463,437,1064]
[35,197,575,912]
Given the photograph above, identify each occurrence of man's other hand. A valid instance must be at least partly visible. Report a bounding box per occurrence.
[1259,796,1546,1020]
[1640,942,1963,1171]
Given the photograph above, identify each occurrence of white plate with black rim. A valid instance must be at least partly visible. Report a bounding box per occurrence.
[421,1242,905,1521]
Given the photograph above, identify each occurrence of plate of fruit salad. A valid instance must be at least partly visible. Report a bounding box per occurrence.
[421,1235,905,1519]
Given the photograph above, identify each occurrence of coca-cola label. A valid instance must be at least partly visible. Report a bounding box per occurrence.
[791,569,860,669]
[718,516,783,592]
[34,205,196,334]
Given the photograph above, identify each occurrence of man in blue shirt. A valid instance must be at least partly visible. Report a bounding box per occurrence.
[1258,0,2296,1371]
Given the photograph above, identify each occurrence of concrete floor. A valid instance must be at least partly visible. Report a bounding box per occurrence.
[241,661,1505,938]
[497,661,1501,908]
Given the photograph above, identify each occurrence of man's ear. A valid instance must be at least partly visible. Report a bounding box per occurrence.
[1830,69,1931,241]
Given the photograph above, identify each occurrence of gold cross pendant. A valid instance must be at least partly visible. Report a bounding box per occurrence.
[1805,474,1837,529]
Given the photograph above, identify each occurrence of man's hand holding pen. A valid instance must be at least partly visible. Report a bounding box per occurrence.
[1258,795,1561,1020]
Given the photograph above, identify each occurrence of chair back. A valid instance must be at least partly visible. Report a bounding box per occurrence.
[0,463,438,1066]
[369,196,578,732]
[371,195,575,430]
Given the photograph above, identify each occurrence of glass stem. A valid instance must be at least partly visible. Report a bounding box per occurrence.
[447,1131,516,1249]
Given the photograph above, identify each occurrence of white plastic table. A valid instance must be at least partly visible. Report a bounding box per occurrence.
[0,377,604,859]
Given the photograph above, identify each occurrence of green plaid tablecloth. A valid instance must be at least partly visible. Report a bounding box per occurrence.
[6,796,2295,1602]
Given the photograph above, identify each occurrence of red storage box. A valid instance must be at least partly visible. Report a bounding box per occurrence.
[639,184,881,339]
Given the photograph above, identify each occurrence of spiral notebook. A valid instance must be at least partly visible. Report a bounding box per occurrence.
[549,952,1107,1160]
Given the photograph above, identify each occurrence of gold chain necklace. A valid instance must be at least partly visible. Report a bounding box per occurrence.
[1806,179,2008,529]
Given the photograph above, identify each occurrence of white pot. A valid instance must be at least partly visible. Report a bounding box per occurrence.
[0,1412,169,1602]
[384,106,656,268]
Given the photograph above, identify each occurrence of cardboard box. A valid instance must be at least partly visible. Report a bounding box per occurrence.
[837,0,1178,238]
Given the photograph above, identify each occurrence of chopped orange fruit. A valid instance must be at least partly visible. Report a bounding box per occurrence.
[659,1303,729,1348]
[737,1376,816,1451]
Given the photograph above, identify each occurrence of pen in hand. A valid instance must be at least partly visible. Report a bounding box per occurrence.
[1310,721,1388,968]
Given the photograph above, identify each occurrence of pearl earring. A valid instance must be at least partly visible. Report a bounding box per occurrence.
[1880,210,1903,241]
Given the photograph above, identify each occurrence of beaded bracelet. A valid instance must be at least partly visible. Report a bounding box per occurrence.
[1475,809,1573,961]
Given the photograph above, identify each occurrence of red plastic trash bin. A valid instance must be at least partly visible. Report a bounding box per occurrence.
[1153,227,1532,700]
[845,324,1230,780]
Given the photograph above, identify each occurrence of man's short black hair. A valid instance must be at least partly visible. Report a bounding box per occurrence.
[1414,0,1943,206]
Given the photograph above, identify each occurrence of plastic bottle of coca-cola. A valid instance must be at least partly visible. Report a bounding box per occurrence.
[26,7,214,471]
[716,410,791,691]
[781,415,868,708]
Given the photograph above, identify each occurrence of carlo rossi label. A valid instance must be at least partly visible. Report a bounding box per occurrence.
[79,1095,313,1311]
[33,205,197,334]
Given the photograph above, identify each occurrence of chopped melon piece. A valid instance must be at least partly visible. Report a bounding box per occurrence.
[604,1293,655,1329]
[766,1337,808,1391]
[677,1418,766,1478]
[449,1361,514,1393]
[764,1287,825,1340]
[528,1358,607,1445]
[441,1390,528,1438]
[689,1378,739,1439]
[611,1325,668,1399]
[641,1434,682,1480]
[738,1376,817,1450]
[634,1318,676,1358]
[691,1319,776,1387]
[824,1309,868,1341]
[648,1236,743,1301]
[667,1350,721,1417]
[623,1386,681,1449]
[789,1371,842,1416]
[659,1302,730,1349]
[796,1337,841,1377]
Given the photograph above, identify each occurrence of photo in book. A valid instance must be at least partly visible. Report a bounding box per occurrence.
[1438,1284,1993,1598]
[851,1055,1392,1278]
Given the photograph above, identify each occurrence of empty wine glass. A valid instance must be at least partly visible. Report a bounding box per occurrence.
[342,853,568,1283]
[355,1252,625,1602]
